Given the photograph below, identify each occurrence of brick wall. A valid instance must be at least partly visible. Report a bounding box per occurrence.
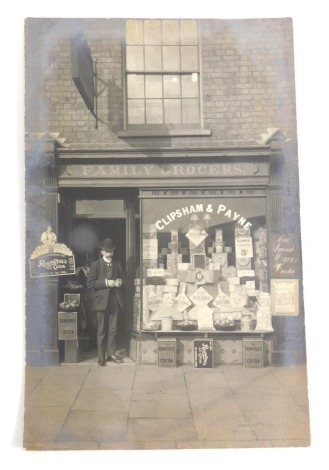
[25,17,297,146]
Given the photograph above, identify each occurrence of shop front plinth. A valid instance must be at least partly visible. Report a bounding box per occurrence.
[128,330,273,366]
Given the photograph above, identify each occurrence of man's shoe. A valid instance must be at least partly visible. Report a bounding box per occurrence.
[107,355,123,363]
[98,358,106,366]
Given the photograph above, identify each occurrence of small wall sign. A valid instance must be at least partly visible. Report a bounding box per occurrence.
[29,243,76,278]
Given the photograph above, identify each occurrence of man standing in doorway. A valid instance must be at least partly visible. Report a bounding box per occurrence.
[87,238,126,366]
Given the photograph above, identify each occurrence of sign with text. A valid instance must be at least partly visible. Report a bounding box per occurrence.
[271,279,299,316]
[59,162,269,181]
[243,339,264,368]
[194,339,214,368]
[30,243,76,278]
[58,312,78,340]
[235,237,254,258]
[270,234,299,278]
[157,338,176,367]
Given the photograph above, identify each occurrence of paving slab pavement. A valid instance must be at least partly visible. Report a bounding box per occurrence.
[23,363,311,451]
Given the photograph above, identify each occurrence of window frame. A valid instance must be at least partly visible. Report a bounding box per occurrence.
[122,19,207,134]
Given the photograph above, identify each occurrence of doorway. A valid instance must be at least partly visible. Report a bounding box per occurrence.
[58,192,140,364]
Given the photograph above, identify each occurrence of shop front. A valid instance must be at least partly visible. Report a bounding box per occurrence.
[53,143,290,366]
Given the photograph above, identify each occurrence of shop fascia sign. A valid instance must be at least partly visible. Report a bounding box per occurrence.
[59,162,268,179]
[155,203,253,231]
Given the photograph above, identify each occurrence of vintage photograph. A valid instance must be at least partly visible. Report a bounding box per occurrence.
[23,13,312,454]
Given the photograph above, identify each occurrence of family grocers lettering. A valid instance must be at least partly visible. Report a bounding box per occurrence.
[60,162,268,180]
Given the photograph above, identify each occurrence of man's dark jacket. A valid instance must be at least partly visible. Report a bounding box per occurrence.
[87,258,126,312]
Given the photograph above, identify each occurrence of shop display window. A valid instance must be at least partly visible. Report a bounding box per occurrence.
[133,192,269,333]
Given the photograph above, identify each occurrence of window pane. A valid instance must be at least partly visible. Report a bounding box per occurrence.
[182,98,200,123]
[181,74,199,98]
[145,46,162,70]
[163,75,181,98]
[164,99,182,123]
[162,20,180,45]
[163,46,180,71]
[145,75,163,98]
[180,20,198,45]
[126,46,144,71]
[181,46,198,71]
[126,20,143,45]
[144,20,161,45]
[128,99,145,124]
[146,99,164,124]
[127,74,145,98]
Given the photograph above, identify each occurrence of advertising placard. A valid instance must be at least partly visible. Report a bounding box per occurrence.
[243,339,264,368]
[58,312,78,340]
[30,243,76,278]
[157,338,176,367]
[194,339,214,368]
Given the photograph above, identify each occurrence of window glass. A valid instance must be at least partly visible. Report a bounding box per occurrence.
[145,75,163,98]
[180,46,198,70]
[163,75,181,98]
[162,20,180,44]
[180,20,198,44]
[164,99,182,123]
[182,99,200,123]
[126,46,144,71]
[144,19,162,45]
[146,99,163,124]
[138,195,267,332]
[126,19,200,127]
[181,74,199,98]
[127,99,145,124]
[163,46,180,71]
[127,74,145,98]
[126,20,144,44]
[144,46,162,71]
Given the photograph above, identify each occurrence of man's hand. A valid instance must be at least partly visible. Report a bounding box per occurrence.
[115,278,122,288]
[107,279,116,288]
